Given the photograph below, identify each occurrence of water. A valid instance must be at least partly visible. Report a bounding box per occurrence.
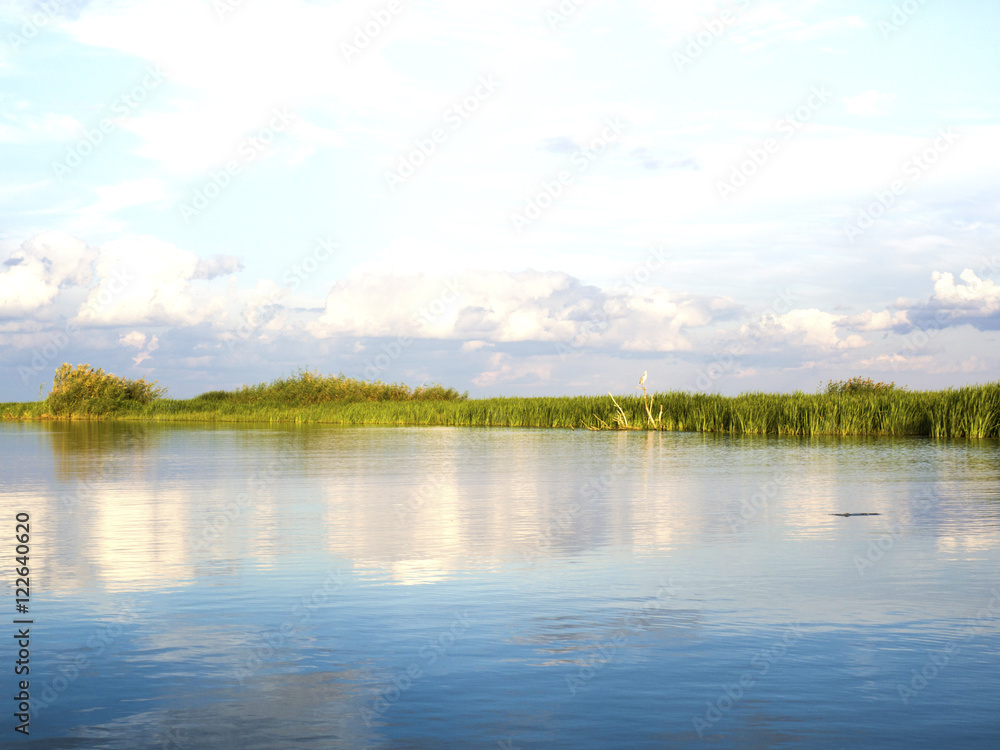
[2,421,999,748]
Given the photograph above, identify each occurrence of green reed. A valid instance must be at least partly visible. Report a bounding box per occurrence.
[2,367,997,439]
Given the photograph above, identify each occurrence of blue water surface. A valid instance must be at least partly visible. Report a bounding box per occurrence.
[2,422,998,748]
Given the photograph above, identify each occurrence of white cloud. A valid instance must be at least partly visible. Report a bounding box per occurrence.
[472,351,553,387]
[194,254,243,280]
[854,351,990,376]
[605,287,717,352]
[930,269,1000,313]
[461,340,492,352]
[309,268,731,352]
[119,331,147,348]
[845,89,897,117]
[59,0,429,175]
[879,269,1000,334]
[745,308,868,351]
[120,330,161,366]
[848,309,909,331]
[0,232,93,316]
[72,236,229,327]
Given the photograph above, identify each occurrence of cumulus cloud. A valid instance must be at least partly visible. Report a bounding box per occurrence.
[0,232,93,317]
[743,308,868,351]
[854,352,988,375]
[194,254,244,280]
[119,330,160,366]
[876,269,1000,333]
[0,232,248,331]
[309,268,733,352]
[847,309,910,331]
[119,331,148,348]
[930,269,1000,313]
[472,352,553,387]
[74,236,229,327]
[3,228,992,397]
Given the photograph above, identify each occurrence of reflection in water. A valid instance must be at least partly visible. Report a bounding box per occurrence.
[1,422,998,748]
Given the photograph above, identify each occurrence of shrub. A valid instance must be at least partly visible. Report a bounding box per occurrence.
[45,363,167,414]
[228,369,467,405]
[824,376,902,395]
[190,390,235,402]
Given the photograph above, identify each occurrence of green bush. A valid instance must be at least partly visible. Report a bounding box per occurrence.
[825,376,901,395]
[45,363,167,414]
[190,390,235,403]
[224,368,467,405]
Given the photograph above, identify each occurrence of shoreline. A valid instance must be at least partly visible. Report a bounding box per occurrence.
[4,384,998,438]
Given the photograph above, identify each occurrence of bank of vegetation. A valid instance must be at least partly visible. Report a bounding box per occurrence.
[2,366,998,439]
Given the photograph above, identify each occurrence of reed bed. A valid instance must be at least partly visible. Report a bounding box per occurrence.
[2,365,998,438]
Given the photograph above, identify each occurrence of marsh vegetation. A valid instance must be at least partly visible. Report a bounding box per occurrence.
[2,365,997,438]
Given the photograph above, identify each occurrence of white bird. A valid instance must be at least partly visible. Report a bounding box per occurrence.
[638,370,647,386]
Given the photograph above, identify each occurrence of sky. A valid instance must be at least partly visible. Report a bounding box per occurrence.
[1,0,998,401]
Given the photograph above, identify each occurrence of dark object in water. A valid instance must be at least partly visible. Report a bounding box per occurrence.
[830,512,882,517]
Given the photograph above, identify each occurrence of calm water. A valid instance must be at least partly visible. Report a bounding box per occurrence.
[2,421,999,749]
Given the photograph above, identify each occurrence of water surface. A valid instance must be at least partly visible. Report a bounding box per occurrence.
[2,422,999,748]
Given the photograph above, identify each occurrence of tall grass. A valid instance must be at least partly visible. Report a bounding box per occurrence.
[200,367,466,405]
[2,366,997,438]
[42,363,166,415]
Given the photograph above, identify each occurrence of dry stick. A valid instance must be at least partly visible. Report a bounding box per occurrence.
[607,391,628,429]
[637,384,657,428]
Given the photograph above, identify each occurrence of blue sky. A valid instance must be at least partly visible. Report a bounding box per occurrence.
[1,0,998,400]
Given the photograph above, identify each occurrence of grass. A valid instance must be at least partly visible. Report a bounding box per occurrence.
[2,366,998,438]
